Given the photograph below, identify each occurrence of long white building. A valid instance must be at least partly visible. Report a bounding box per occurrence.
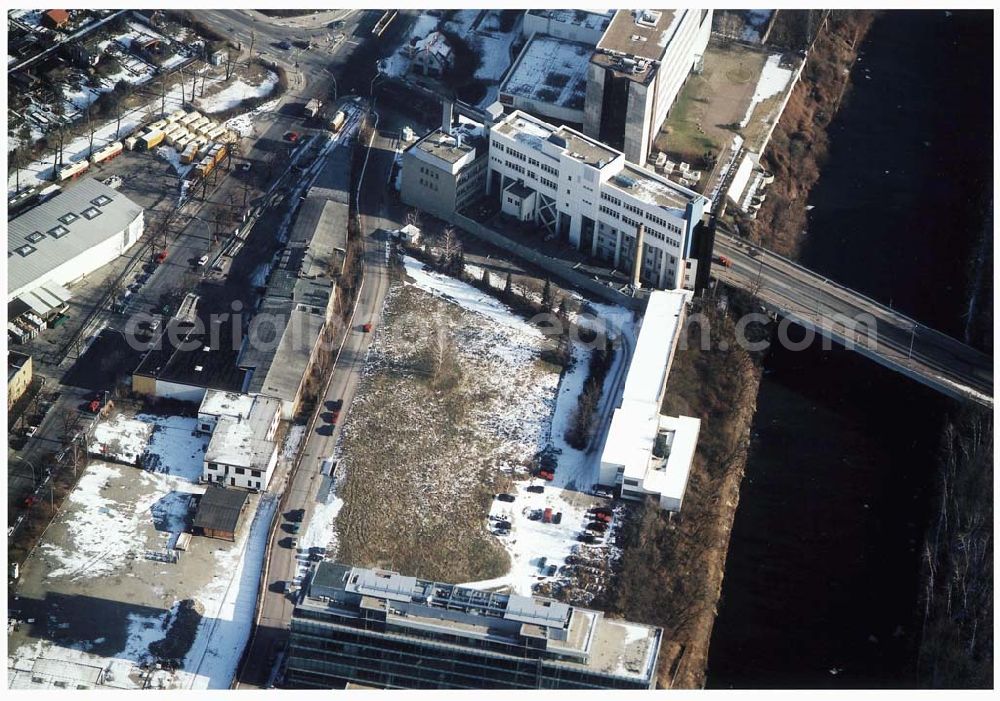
[8,178,143,314]
[488,110,708,290]
[599,289,701,511]
[198,389,282,490]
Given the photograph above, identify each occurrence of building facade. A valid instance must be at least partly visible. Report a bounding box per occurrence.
[488,110,708,290]
[522,9,612,45]
[400,122,489,222]
[584,9,712,164]
[287,563,662,690]
[199,390,281,490]
[7,351,33,412]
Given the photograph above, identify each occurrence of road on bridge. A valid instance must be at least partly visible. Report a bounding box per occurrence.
[713,231,993,406]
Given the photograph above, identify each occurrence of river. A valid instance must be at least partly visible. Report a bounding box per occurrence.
[707,10,992,688]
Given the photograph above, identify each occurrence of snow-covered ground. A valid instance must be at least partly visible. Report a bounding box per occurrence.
[9,411,272,690]
[225,97,279,138]
[155,145,193,178]
[740,53,795,128]
[396,257,638,597]
[196,71,278,114]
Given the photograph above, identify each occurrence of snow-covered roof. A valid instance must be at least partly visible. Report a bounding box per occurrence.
[621,290,690,407]
[204,415,274,470]
[414,30,453,60]
[501,34,592,112]
[199,390,255,420]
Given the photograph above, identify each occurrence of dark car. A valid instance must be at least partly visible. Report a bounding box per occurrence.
[545,564,557,577]
[285,508,305,522]
[526,485,544,494]
[326,399,344,412]
[496,493,515,503]
[577,533,597,544]
[278,39,292,50]
[285,131,300,142]
[552,512,562,525]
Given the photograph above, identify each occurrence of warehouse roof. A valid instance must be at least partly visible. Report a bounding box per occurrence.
[8,178,142,298]
[192,486,249,534]
[526,9,612,33]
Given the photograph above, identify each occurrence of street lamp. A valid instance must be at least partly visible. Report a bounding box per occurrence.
[908,322,917,360]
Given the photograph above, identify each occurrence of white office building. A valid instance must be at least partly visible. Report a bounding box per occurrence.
[199,390,282,490]
[585,9,713,164]
[599,289,701,511]
[489,110,708,290]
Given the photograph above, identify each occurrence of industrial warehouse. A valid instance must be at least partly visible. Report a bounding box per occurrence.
[8,179,143,340]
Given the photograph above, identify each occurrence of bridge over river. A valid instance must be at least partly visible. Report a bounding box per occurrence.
[712,231,993,407]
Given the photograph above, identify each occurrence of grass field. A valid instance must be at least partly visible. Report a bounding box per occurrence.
[334,283,560,583]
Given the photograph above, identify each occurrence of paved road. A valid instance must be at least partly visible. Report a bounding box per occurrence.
[233,102,401,691]
[713,232,993,406]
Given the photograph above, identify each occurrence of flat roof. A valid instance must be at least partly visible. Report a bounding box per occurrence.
[494,110,620,168]
[8,178,142,297]
[597,9,681,61]
[622,289,689,406]
[205,415,274,470]
[302,563,661,683]
[242,304,325,402]
[192,486,248,533]
[501,35,591,112]
[606,163,701,211]
[199,389,254,420]
[527,9,613,33]
[412,128,481,166]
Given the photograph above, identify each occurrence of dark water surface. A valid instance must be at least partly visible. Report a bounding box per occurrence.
[707,10,992,688]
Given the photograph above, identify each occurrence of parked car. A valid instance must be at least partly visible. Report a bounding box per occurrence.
[362,322,373,332]
[587,521,608,533]
[593,511,612,524]
[538,470,554,481]
[288,523,301,534]
[198,254,210,267]
[496,493,515,503]
[284,131,300,142]
[552,512,562,525]
[577,533,597,544]
[545,564,557,577]
[542,507,553,524]
[24,426,38,438]
[286,508,305,522]
[155,250,168,264]
[278,39,292,50]
[526,485,544,494]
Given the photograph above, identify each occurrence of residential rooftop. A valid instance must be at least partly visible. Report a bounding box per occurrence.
[205,415,275,471]
[500,34,592,112]
[302,563,662,684]
[199,389,255,420]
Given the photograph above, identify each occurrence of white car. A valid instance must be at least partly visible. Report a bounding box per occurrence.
[25,426,38,437]
[198,254,210,267]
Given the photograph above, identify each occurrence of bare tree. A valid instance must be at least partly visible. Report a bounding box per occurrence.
[224,49,237,81]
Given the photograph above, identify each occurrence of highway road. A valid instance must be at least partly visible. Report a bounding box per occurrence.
[713,231,993,406]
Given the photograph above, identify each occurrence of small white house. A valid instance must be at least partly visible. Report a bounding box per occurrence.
[395,223,421,244]
[198,390,281,490]
[409,31,454,78]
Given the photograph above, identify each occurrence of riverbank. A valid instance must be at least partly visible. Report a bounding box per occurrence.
[747,10,875,257]
[604,296,764,688]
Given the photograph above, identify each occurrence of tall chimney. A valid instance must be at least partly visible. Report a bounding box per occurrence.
[442,100,454,135]
[631,224,645,289]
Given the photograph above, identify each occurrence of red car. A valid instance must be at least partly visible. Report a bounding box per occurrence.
[362,323,373,333]
[285,131,300,142]
[538,470,554,482]
[155,250,168,264]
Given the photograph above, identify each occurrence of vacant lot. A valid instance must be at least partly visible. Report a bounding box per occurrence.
[334,282,560,583]
[656,43,768,166]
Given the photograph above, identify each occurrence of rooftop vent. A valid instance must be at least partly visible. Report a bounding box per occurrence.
[15,244,36,257]
[635,9,661,27]
[48,225,70,239]
[81,206,102,220]
[91,194,113,206]
[26,231,45,243]
[58,212,79,225]
[546,133,567,148]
